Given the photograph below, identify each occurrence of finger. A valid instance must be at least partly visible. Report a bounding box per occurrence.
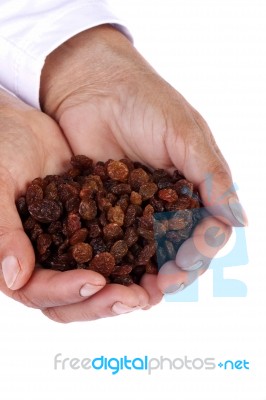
[42,283,149,323]
[166,119,248,227]
[0,169,35,290]
[157,216,231,293]
[157,260,208,294]
[176,216,232,271]
[140,273,163,308]
[0,267,106,308]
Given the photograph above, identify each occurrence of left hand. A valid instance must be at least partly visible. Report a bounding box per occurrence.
[40,25,246,305]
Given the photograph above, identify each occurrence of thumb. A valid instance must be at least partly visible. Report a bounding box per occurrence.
[168,129,248,227]
[0,171,35,290]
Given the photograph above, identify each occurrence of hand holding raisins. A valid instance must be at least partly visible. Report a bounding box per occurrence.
[0,89,153,322]
[40,25,247,304]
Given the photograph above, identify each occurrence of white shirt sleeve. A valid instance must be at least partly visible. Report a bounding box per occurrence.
[0,0,132,109]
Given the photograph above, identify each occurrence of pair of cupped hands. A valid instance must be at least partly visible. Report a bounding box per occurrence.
[0,25,246,323]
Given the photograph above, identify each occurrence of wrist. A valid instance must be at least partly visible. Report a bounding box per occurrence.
[40,24,137,120]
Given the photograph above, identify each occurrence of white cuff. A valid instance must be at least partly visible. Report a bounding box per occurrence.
[0,0,132,109]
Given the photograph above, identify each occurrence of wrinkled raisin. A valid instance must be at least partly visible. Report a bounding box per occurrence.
[103,223,123,240]
[158,188,178,203]
[107,160,129,181]
[139,182,158,201]
[79,199,97,220]
[70,243,93,263]
[89,252,115,275]
[71,155,93,171]
[137,243,156,265]
[129,168,150,190]
[28,199,62,223]
[26,184,43,205]
[110,240,128,263]
[37,233,52,255]
[107,205,124,226]
[69,228,88,245]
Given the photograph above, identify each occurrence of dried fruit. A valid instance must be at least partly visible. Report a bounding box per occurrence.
[79,199,97,221]
[158,188,178,203]
[89,252,115,275]
[107,205,124,226]
[107,160,129,181]
[110,240,128,263]
[28,199,62,223]
[139,182,158,200]
[70,242,93,263]
[17,155,202,286]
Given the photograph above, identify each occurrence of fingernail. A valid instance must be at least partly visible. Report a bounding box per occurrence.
[79,283,104,297]
[112,302,140,315]
[163,282,185,294]
[228,197,248,226]
[1,256,21,289]
[181,260,204,272]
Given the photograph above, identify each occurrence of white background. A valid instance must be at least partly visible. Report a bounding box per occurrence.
[1,0,266,399]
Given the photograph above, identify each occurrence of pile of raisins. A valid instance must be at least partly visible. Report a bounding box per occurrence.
[16,156,202,285]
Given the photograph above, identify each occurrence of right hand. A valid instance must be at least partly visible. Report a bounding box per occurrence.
[0,89,151,322]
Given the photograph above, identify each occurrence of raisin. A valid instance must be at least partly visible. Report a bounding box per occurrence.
[150,197,165,212]
[124,204,138,227]
[136,243,156,265]
[174,179,194,196]
[110,240,128,263]
[45,182,58,201]
[30,223,43,241]
[129,168,150,190]
[168,210,192,230]
[139,182,158,201]
[28,199,62,223]
[103,223,123,241]
[23,216,36,231]
[71,155,93,171]
[69,228,88,245]
[111,264,133,276]
[65,212,81,237]
[107,160,129,181]
[112,275,134,286]
[116,194,129,212]
[58,183,79,203]
[124,227,138,247]
[93,162,107,181]
[37,233,52,255]
[79,199,97,220]
[26,184,43,205]
[158,188,178,203]
[16,197,28,215]
[107,205,124,226]
[70,243,93,263]
[89,252,115,275]
[90,237,107,254]
[87,222,102,238]
[111,183,131,195]
[130,191,142,205]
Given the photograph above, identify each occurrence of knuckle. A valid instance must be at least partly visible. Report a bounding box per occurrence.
[12,289,40,309]
[42,307,69,324]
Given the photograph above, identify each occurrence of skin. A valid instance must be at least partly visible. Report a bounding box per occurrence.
[0,25,247,323]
